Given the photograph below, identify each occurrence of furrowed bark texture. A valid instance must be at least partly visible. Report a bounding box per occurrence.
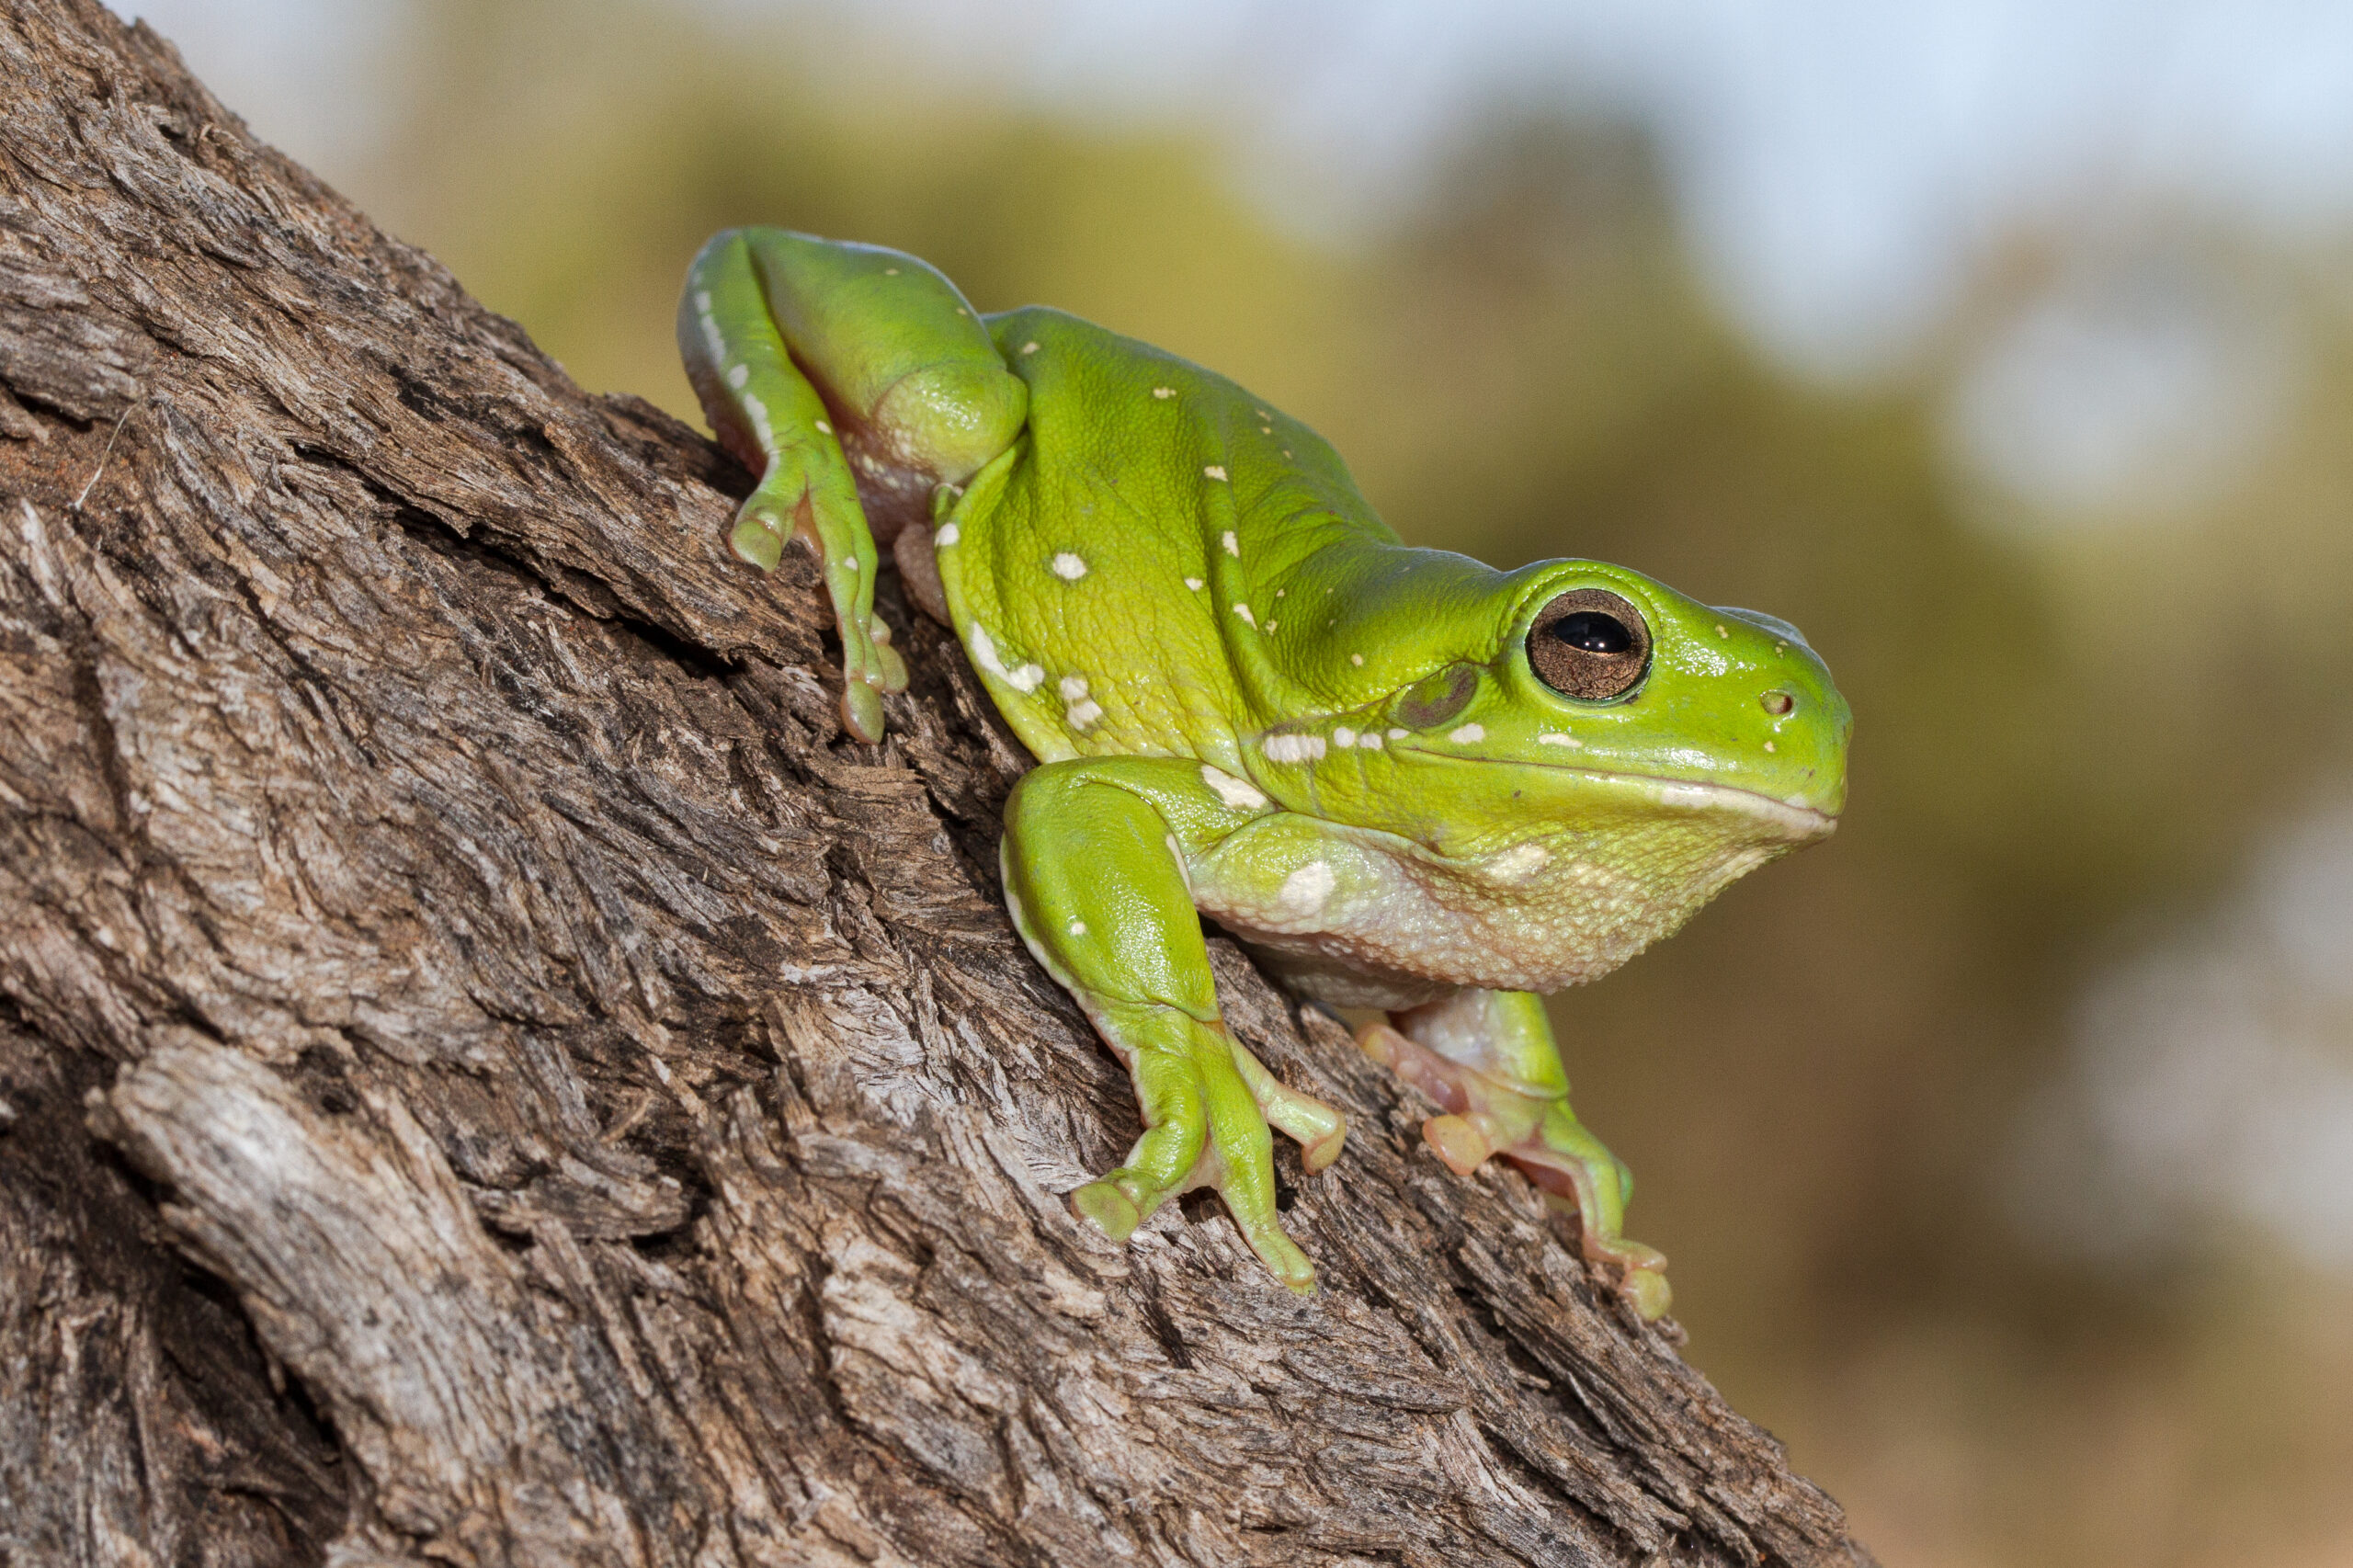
[0,5,1875,1564]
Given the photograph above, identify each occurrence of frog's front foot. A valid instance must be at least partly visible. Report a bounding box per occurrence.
[1357,1020,1671,1319]
[729,483,907,743]
[1066,1018,1342,1293]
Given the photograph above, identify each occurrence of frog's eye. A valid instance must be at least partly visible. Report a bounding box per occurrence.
[1528,588,1651,701]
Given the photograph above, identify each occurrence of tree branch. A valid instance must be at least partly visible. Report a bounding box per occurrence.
[0,4,1872,1562]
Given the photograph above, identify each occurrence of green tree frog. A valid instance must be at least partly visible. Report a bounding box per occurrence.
[679,230,1849,1316]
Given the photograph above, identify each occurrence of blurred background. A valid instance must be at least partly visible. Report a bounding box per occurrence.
[119,1,2353,1562]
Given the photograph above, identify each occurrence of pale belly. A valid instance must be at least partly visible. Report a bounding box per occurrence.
[1191,817,1793,1008]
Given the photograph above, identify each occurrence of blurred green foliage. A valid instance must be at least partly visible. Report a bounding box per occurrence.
[356,2,2353,1561]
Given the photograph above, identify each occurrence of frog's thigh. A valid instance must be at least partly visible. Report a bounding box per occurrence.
[1000,762,1324,1291]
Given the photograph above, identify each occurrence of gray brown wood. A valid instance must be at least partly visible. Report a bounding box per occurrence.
[0,4,1875,1562]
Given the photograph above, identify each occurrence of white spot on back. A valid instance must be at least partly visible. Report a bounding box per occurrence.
[842,556,858,571]
[1059,675,1089,700]
[1232,603,1256,628]
[1051,552,1088,580]
[1204,465,1227,481]
[1009,663,1043,692]
[1020,341,1040,355]
[1067,918,1086,937]
[1279,861,1335,916]
[1221,530,1239,557]
[1201,766,1267,811]
[1184,577,1204,591]
[814,420,833,435]
[1066,699,1103,728]
[1153,386,1175,399]
[1539,731,1584,748]
[1350,653,1365,666]
[1449,723,1485,744]
[935,522,960,546]
[883,267,899,275]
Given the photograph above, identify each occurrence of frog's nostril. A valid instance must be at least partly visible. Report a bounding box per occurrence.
[1761,690,1795,717]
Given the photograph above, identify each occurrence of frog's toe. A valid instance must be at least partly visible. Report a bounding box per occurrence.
[1543,1203,1673,1319]
[871,635,909,693]
[730,506,788,571]
[1422,1113,1494,1176]
[1239,1221,1317,1293]
[1354,1020,1473,1117]
[1070,1178,1142,1244]
[1296,1115,1347,1176]
[1623,1260,1673,1321]
[840,678,887,744]
[1226,1033,1347,1176]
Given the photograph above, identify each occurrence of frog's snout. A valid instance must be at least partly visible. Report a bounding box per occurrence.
[1770,676,1852,818]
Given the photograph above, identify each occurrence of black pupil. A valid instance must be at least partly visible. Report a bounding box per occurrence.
[1552,611,1631,654]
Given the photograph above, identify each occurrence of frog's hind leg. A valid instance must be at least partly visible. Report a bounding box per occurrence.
[1001,761,1345,1291]
[1358,989,1670,1318]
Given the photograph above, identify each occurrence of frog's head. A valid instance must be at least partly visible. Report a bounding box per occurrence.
[1314,556,1850,986]
[1463,558,1849,821]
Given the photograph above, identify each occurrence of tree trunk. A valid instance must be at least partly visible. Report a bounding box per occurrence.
[0,5,1874,1563]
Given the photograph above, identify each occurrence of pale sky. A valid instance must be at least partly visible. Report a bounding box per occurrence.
[117,0,2353,371]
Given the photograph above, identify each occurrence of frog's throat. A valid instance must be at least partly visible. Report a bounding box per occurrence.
[1385,749,1839,841]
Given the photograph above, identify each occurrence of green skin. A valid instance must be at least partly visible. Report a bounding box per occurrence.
[680,230,1850,1316]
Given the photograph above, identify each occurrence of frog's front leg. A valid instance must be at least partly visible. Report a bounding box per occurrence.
[678,229,1026,740]
[1001,760,1347,1291]
[1358,991,1671,1318]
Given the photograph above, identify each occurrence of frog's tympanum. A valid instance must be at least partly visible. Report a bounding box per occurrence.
[680,231,1850,1316]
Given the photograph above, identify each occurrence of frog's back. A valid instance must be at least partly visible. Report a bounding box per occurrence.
[933,307,1401,773]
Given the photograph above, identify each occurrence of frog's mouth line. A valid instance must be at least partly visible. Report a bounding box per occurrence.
[1387,747,1839,841]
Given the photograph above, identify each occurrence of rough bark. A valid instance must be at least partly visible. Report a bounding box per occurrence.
[0,4,1874,1563]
